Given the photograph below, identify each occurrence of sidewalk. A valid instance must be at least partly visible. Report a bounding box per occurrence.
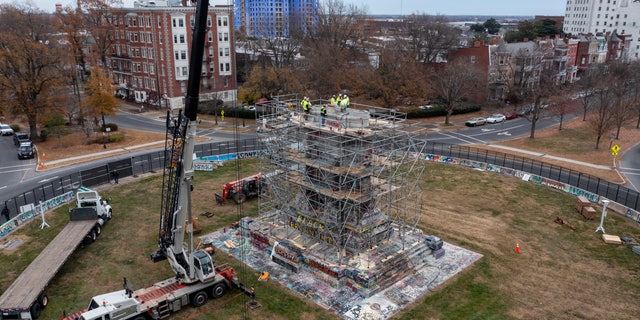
[43,141,166,167]
[488,144,613,170]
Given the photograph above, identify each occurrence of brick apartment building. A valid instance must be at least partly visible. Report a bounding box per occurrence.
[109,3,235,109]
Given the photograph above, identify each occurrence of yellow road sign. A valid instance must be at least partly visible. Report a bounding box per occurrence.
[611,144,620,156]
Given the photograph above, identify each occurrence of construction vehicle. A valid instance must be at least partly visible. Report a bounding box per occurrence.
[216,173,265,204]
[0,188,112,320]
[62,2,254,319]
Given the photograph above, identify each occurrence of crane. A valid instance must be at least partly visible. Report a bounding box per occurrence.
[150,0,214,285]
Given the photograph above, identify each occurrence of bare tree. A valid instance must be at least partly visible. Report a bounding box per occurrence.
[404,14,461,64]
[0,5,65,139]
[430,60,484,125]
[57,5,90,127]
[509,43,562,139]
[303,0,367,96]
[575,65,600,121]
[627,61,640,129]
[587,64,616,149]
[80,0,117,70]
[608,62,635,139]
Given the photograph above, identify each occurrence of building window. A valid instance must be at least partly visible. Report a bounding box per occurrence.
[209,47,214,57]
[150,64,155,74]
[207,16,212,27]
[181,51,186,60]
[180,34,185,43]
[209,62,215,72]
[470,56,477,63]
[224,77,228,87]
[208,31,213,42]
[182,67,188,76]
[190,16,195,27]
[133,33,138,41]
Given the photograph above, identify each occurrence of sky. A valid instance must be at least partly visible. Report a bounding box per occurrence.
[2,0,566,17]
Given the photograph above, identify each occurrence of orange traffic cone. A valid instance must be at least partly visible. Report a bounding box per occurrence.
[39,162,45,170]
[515,243,521,254]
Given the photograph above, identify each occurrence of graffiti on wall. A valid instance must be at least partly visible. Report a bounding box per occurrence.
[0,191,76,239]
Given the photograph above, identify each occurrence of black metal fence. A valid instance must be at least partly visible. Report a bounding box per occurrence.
[424,142,640,211]
[3,138,639,223]
[1,138,259,221]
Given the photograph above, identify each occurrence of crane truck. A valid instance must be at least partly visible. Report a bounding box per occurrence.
[63,2,254,319]
[0,188,112,320]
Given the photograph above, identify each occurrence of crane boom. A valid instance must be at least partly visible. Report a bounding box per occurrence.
[151,0,214,285]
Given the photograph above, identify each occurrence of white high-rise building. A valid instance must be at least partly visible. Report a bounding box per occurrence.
[563,0,640,59]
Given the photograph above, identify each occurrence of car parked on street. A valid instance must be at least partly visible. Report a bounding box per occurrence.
[504,112,518,120]
[13,132,30,146]
[18,141,34,160]
[486,114,506,124]
[0,124,13,135]
[465,117,486,127]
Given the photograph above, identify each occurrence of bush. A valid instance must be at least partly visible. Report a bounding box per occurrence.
[405,104,482,119]
[40,130,48,142]
[102,123,118,132]
[10,124,19,132]
[108,132,125,143]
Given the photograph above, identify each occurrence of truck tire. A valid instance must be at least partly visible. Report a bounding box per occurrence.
[191,291,208,307]
[132,316,147,320]
[95,224,102,236]
[211,283,226,298]
[233,192,247,204]
[30,302,42,319]
[84,230,97,244]
[38,293,48,308]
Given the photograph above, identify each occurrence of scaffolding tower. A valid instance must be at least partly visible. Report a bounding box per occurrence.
[244,95,431,296]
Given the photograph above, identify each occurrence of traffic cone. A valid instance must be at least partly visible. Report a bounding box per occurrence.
[40,162,45,170]
[515,243,521,254]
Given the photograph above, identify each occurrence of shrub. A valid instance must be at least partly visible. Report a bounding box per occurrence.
[108,132,125,143]
[10,124,19,132]
[102,123,118,132]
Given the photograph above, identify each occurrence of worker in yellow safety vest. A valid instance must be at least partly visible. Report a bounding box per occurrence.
[340,95,350,112]
[330,95,336,106]
[301,97,310,113]
[336,94,342,107]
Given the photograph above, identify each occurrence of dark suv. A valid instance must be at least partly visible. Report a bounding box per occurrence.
[13,132,30,146]
[18,142,34,160]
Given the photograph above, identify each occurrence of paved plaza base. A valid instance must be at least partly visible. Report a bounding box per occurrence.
[207,220,482,320]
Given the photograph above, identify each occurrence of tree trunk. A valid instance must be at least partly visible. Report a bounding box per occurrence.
[444,104,453,126]
[558,113,564,131]
[101,113,106,127]
[595,134,601,149]
[583,105,588,121]
[615,125,622,140]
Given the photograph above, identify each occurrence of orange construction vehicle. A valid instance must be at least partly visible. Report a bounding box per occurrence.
[217,174,265,205]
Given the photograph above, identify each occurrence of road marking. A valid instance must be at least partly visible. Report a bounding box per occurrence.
[38,176,59,183]
[480,128,495,132]
[497,131,512,136]
[439,131,486,145]
[0,186,6,191]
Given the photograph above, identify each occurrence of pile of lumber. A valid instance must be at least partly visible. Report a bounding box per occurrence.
[575,196,596,219]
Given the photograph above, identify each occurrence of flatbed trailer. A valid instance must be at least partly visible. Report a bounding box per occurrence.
[0,190,111,320]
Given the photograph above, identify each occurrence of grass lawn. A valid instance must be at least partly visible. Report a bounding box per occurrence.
[1,158,639,320]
